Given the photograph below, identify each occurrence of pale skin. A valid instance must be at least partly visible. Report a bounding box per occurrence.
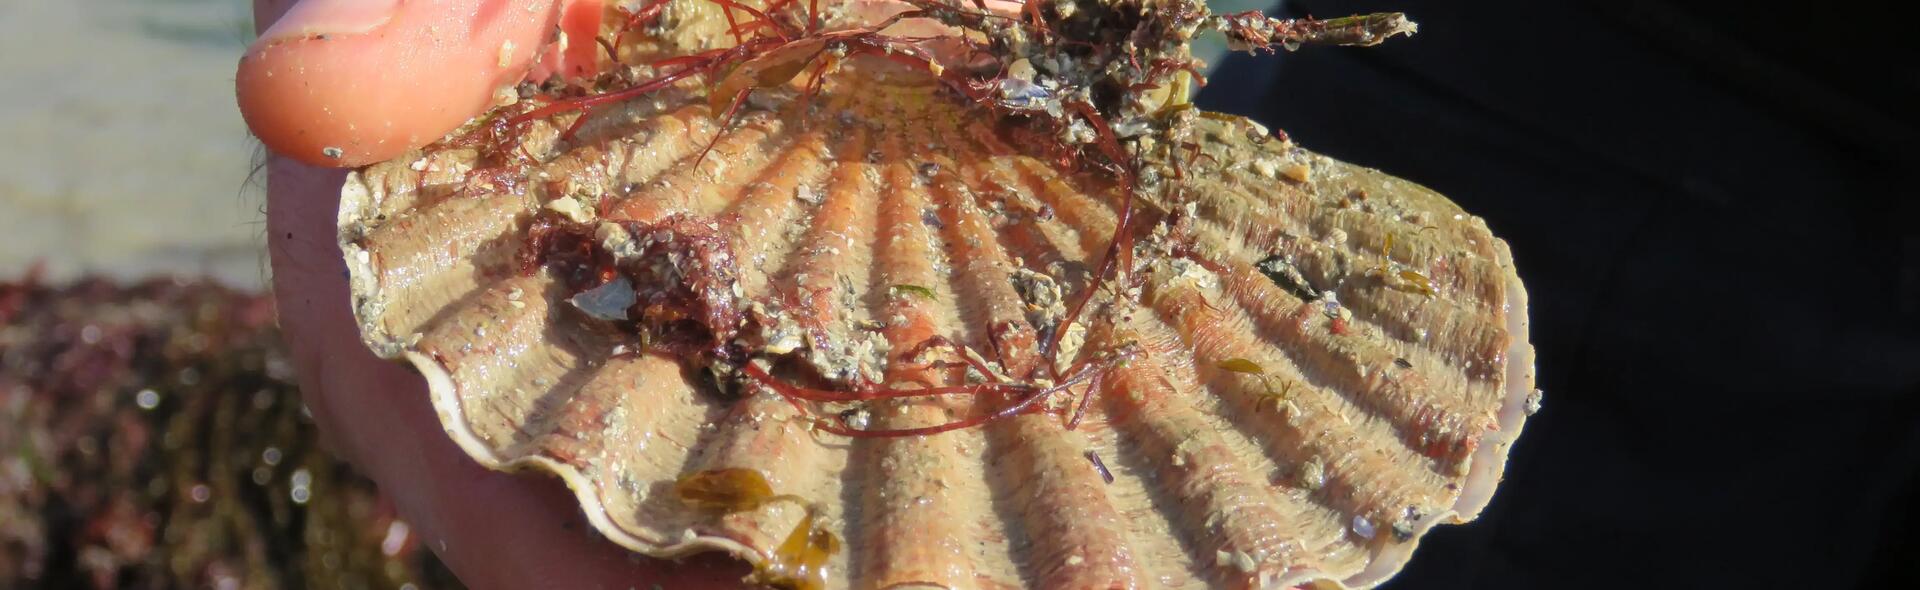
[239,0,744,587]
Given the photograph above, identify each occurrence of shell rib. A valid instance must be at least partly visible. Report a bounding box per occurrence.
[340,55,1535,589]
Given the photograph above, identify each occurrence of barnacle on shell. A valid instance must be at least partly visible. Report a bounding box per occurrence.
[338,2,1536,588]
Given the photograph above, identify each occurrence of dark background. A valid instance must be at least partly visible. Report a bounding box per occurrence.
[1196,0,1920,587]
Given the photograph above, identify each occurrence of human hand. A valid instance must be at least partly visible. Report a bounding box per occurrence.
[238,1,747,587]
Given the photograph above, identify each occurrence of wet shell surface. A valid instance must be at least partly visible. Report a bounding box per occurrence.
[339,53,1536,589]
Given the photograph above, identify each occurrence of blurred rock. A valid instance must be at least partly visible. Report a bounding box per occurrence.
[0,273,460,590]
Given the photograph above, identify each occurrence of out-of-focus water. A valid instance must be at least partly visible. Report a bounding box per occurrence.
[0,0,265,289]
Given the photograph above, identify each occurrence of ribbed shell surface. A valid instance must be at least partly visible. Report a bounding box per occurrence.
[339,59,1536,589]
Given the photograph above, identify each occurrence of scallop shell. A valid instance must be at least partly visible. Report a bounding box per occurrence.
[338,33,1535,590]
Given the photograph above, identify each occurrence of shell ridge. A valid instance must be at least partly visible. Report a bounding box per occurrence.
[354,191,531,345]
[1087,318,1347,587]
[1184,225,1495,475]
[670,118,852,574]
[605,110,781,222]
[335,23,1541,584]
[1189,168,1511,376]
[956,151,1215,588]
[584,353,733,546]
[1159,275,1457,517]
[1130,309,1407,583]
[1182,161,1512,355]
[768,126,886,384]
[1189,169,1508,345]
[717,127,837,292]
[414,274,582,451]
[933,147,1155,589]
[854,129,997,587]
[680,391,835,564]
[1163,168,1511,475]
[571,102,720,199]
[1070,163,1463,558]
[974,147,1373,585]
[1105,311,1374,584]
[1449,255,1536,520]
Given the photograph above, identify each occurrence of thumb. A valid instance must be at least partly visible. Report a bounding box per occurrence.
[238,0,601,168]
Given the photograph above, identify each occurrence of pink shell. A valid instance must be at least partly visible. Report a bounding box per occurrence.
[338,10,1536,590]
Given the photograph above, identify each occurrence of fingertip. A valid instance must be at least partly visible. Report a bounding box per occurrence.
[256,0,401,47]
[531,0,607,83]
[237,0,563,167]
